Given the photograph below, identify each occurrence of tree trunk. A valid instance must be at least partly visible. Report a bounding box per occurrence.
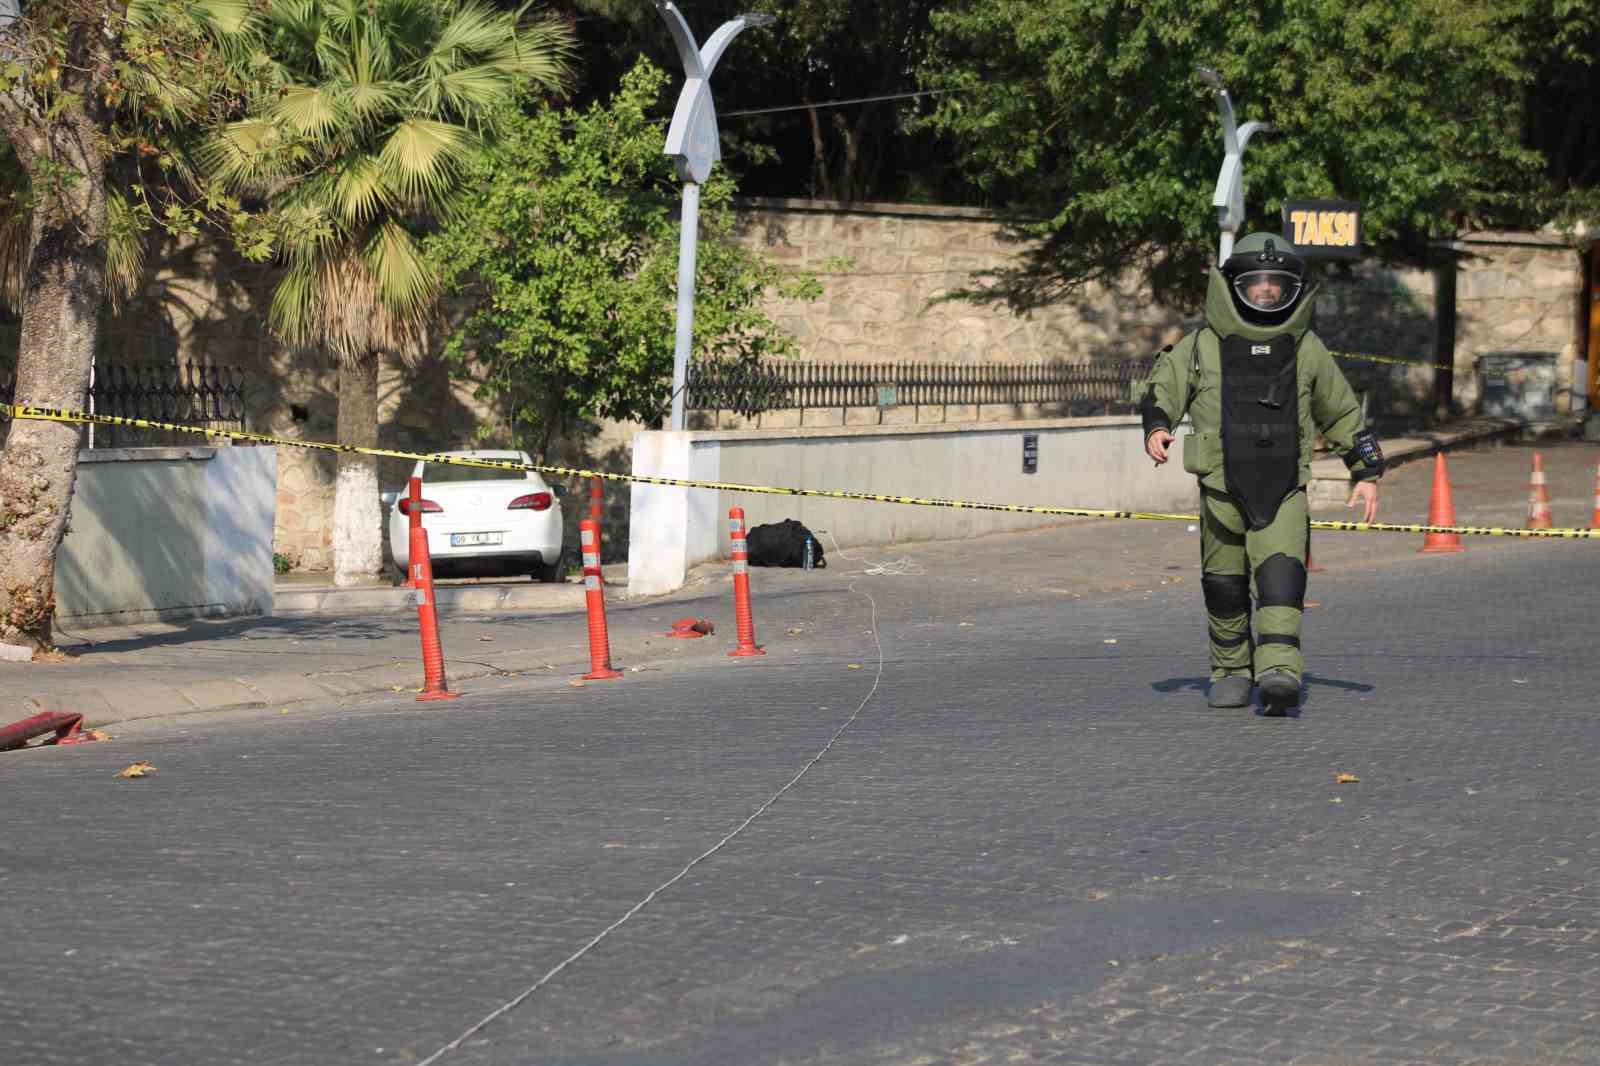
[0,117,109,656]
[333,351,383,587]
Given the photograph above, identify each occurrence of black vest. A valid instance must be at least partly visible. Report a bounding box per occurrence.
[1218,332,1302,529]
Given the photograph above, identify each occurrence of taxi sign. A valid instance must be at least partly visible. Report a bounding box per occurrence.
[1283,199,1363,259]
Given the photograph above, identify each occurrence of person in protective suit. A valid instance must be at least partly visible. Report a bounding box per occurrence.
[1140,232,1383,714]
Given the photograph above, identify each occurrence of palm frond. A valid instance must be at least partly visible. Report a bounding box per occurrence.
[331,153,391,226]
[0,205,25,315]
[273,85,347,139]
[365,220,438,322]
[426,3,510,68]
[378,118,476,206]
[199,118,294,190]
[104,193,146,311]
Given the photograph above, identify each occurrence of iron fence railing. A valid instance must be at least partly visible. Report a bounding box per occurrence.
[2,361,248,447]
[685,360,1154,418]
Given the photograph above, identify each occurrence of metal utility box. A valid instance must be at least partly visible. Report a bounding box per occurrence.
[1478,351,1559,421]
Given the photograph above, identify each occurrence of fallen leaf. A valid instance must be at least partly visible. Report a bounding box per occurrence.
[1336,773,1360,784]
[1305,601,1322,609]
[115,761,155,779]
[1103,638,1118,644]
[390,685,407,693]
[602,842,626,849]
[958,622,975,628]
[786,627,804,636]
[478,636,495,642]
[847,663,863,670]
[569,679,586,688]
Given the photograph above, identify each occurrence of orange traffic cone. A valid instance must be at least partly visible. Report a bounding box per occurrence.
[1526,451,1553,530]
[1589,462,1600,528]
[1420,452,1466,553]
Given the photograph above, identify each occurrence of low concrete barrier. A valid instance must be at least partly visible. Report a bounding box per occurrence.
[55,446,277,627]
[627,417,1198,596]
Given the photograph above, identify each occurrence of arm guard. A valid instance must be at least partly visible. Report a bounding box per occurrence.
[1343,428,1385,481]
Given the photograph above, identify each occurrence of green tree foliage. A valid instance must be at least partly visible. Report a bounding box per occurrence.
[429,61,821,455]
[204,0,574,358]
[0,0,268,651]
[564,0,957,204]
[919,0,1592,310]
[202,0,574,585]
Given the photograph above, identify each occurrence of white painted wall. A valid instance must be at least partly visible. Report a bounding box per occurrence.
[55,446,278,626]
[628,417,1195,595]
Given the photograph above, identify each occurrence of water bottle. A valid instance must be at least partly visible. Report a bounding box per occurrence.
[803,535,814,570]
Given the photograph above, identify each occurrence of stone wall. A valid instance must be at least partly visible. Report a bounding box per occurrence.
[1450,232,1587,414]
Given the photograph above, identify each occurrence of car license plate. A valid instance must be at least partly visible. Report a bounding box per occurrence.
[450,532,503,547]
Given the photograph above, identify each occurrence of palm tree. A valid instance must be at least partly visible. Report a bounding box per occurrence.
[204,0,574,586]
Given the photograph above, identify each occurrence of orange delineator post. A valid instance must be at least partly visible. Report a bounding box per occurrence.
[589,476,605,586]
[580,519,623,680]
[1526,451,1553,530]
[1589,462,1600,528]
[1420,452,1466,553]
[0,711,93,751]
[728,507,765,658]
[409,477,460,702]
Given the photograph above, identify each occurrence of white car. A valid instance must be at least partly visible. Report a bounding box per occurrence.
[385,451,566,582]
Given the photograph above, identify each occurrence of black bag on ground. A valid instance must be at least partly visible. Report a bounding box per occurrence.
[745,519,826,568]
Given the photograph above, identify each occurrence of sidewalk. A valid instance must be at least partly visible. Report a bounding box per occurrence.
[1306,414,1521,507]
[3,429,1591,734]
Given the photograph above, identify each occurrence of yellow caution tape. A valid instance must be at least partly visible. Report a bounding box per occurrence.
[1330,349,1452,372]
[4,401,1596,539]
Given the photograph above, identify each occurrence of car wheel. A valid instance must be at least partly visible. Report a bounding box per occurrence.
[387,561,408,587]
[534,556,564,583]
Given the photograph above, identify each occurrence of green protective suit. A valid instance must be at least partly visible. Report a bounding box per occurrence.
[1140,259,1382,683]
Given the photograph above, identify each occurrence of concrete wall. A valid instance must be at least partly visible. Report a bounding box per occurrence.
[628,417,1196,596]
[55,446,277,626]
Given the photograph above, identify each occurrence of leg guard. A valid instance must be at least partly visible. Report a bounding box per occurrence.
[1202,572,1252,674]
[1253,552,1305,680]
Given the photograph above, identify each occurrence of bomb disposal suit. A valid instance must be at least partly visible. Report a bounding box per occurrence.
[1140,232,1384,710]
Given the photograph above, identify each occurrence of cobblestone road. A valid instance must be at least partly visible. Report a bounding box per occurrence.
[4,442,1600,1066]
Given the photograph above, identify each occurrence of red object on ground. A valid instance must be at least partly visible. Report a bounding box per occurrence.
[410,478,460,701]
[666,617,714,638]
[580,519,623,679]
[1420,453,1467,553]
[727,507,765,658]
[1526,451,1553,530]
[0,711,87,752]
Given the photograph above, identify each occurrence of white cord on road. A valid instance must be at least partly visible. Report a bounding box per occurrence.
[819,529,926,577]
[417,584,886,1065]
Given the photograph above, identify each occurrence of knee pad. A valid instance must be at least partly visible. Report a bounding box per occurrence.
[1255,553,1307,609]
[1202,573,1251,618]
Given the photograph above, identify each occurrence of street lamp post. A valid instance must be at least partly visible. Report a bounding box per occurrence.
[1195,66,1272,264]
[652,2,775,431]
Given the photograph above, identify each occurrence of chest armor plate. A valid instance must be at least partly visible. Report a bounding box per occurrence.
[1219,332,1300,529]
